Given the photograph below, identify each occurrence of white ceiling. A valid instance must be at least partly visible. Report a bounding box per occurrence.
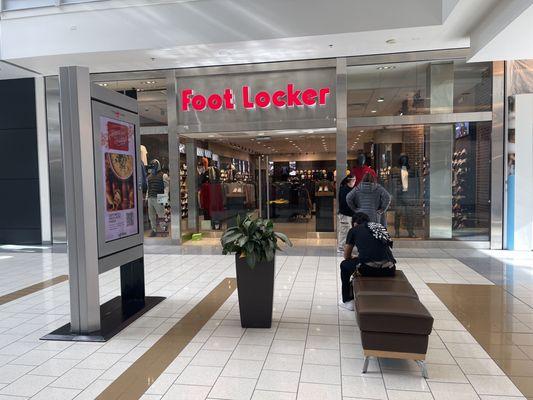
[0,0,511,76]
[175,125,427,156]
[469,2,533,62]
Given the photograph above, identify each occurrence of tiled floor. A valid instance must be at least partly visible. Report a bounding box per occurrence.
[0,244,530,400]
[430,283,533,399]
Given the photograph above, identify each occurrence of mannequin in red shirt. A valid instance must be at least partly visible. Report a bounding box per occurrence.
[351,153,377,186]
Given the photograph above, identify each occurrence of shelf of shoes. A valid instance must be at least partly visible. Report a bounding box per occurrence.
[452,149,467,230]
[180,163,188,219]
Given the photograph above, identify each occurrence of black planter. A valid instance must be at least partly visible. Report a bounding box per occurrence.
[235,255,275,328]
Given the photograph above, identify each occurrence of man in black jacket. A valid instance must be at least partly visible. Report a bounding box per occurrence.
[339,212,396,311]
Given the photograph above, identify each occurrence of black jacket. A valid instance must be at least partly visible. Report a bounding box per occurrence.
[338,185,354,217]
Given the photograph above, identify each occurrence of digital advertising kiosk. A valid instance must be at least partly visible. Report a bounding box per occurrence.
[43,66,164,341]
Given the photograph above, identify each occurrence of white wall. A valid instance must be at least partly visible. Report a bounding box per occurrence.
[513,94,533,250]
[35,77,51,244]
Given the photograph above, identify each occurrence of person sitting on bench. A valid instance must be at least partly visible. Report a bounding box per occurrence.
[339,212,396,311]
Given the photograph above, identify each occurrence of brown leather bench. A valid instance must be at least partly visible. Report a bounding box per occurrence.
[353,270,434,377]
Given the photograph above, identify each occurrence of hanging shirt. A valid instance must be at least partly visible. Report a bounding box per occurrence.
[401,166,409,192]
[140,145,148,166]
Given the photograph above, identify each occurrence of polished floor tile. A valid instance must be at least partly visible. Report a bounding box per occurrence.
[0,249,531,399]
[429,283,532,399]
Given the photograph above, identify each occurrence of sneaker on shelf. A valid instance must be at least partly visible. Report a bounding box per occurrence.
[339,300,355,311]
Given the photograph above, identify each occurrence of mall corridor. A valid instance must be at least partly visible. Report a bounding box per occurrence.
[0,244,532,399]
[1,0,533,399]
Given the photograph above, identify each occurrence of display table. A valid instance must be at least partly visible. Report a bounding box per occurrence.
[226,195,247,227]
[315,192,334,232]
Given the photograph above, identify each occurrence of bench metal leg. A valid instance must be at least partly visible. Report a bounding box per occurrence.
[416,360,428,379]
[362,356,370,373]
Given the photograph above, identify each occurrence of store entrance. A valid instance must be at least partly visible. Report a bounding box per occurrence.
[181,129,337,240]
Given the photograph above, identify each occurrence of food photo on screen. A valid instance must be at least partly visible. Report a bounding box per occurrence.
[105,153,135,211]
[100,115,139,242]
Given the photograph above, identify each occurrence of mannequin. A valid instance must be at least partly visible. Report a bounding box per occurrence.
[207,159,221,182]
[351,152,377,186]
[392,154,418,238]
[140,145,148,166]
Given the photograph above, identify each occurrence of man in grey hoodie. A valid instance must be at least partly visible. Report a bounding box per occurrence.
[346,172,391,224]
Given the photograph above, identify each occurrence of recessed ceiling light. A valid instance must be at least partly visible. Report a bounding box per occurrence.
[258,133,265,136]
[208,134,215,138]
[360,130,364,133]
[377,97,385,103]
[97,83,108,87]
[371,110,377,113]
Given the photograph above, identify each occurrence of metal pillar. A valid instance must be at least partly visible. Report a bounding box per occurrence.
[166,70,181,243]
[45,76,67,244]
[265,155,270,220]
[427,62,454,239]
[35,76,52,244]
[336,58,348,197]
[59,66,101,333]
[490,61,505,249]
[258,156,262,218]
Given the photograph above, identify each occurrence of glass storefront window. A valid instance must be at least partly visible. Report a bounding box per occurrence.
[347,58,493,241]
[347,60,492,118]
[180,130,337,240]
[347,122,491,241]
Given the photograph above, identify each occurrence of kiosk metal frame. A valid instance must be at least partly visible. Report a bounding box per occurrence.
[43,66,164,342]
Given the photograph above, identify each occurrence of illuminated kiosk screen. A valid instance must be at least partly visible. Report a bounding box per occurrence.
[100,116,139,242]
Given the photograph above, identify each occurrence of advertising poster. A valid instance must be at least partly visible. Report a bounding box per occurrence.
[100,116,138,242]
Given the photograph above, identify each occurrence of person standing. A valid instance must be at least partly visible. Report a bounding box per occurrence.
[346,172,391,224]
[147,159,165,237]
[339,212,396,311]
[337,174,356,253]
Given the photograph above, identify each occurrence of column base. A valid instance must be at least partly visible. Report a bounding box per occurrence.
[40,295,165,342]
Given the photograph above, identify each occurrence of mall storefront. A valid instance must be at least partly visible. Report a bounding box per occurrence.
[45,49,504,246]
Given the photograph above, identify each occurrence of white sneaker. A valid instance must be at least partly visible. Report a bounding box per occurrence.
[339,300,355,311]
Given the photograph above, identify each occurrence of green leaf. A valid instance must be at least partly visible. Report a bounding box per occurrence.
[221,232,243,246]
[274,232,293,247]
[245,242,254,254]
[237,235,248,247]
[220,215,290,260]
[265,247,274,261]
[246,251,257,269]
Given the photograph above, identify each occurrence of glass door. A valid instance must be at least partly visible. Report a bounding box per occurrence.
[265,131,336,239]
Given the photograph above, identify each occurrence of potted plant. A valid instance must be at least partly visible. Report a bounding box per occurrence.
[221,214,292,328]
